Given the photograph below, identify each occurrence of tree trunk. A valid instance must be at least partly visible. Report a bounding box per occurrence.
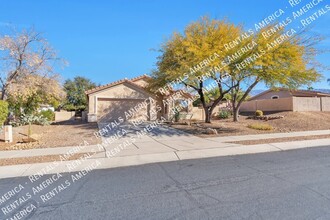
[233,106,239,122]
[203,106,215,123]
[204,107,211,123]
[1,87,6,100]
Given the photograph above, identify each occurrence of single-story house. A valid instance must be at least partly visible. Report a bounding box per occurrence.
[249,89,330,101]
[85,75,193,122]
[240,88,330,112]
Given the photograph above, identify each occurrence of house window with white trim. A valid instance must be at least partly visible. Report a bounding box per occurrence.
[271,95,279,99]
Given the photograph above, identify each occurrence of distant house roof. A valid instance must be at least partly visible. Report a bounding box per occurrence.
[250,88,330,100]
[85,74,151,95]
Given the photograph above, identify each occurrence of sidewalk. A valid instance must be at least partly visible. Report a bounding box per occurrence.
[2,129,330,159]
[1,130,330,179]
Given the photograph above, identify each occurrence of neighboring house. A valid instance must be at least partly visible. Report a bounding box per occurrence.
[85,75,193,122]
[240,88,330,112]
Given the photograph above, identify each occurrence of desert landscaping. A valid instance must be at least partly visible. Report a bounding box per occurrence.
[171,111,330,137]
[0,120,101,151]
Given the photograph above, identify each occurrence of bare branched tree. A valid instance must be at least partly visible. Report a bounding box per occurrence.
[0,28,66,100]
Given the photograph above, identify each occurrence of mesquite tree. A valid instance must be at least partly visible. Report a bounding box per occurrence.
[151,17,322,123]
[150,17,242,123]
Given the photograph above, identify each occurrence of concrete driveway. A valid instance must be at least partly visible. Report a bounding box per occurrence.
[96,122,236,158]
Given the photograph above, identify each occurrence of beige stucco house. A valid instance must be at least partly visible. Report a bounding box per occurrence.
[85,75,193,122]
[249,89,330,101]
[240,88,330,112]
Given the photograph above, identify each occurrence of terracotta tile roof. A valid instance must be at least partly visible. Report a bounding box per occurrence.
[130,74,151,82]
[85,74,150,95]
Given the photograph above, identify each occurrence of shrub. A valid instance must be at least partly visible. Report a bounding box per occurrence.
[255,110,263,116]
[39,110,55,121]
[63,104,76,111]
[17,114,50,126]
[218,110,231,119]
[63,104,86,112]
[0,101,9,126]
[174,111,180,122]
[248,123,273,130]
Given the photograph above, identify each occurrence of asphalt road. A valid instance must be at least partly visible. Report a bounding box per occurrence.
[1,146,330,220]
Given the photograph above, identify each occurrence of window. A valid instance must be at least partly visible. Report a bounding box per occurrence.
[271,95,279,99]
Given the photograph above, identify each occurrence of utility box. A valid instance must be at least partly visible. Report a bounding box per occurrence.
[4,125,13,143]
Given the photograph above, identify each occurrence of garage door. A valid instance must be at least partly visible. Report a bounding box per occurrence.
[97,98,149,122]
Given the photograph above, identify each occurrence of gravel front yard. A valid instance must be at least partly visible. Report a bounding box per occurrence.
[171,112,330,137]
[0,120,101,151]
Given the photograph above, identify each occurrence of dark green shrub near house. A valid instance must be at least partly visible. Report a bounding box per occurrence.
[0,101,9,125]
[39,110,55,121]
[63,104,86,112]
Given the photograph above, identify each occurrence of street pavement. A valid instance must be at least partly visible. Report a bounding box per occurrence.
[1,146,330,219]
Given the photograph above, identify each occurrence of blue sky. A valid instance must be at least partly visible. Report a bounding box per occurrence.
[1,0,329,89]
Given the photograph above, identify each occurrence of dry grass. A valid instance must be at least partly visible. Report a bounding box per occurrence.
[247,123,273,130]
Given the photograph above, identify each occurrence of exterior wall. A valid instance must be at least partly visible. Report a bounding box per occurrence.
[89,83,149,106]
[257,98,293,112]
[240,97,293,112]
[191,107,205,121]
[240,101,257,112]
[241,97,330,112]
[55,111,75,121]
[321,97,330,111]
[88,95,96,114]
[292,97,321,112]
[251,90,292,100]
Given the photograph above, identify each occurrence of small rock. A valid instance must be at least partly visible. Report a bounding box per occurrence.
[206,128,218,135]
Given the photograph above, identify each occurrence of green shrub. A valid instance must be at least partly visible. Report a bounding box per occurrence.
[63,104,86,111]
[218,110,231,119]
[0,101,9,125]
[16,114,50,126]
[255,110,263,116]
[39,110,55,121]
[63,104,76,111]
[248,123,273,130]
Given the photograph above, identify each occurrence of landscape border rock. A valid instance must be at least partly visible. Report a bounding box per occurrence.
[247,115,284,121]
